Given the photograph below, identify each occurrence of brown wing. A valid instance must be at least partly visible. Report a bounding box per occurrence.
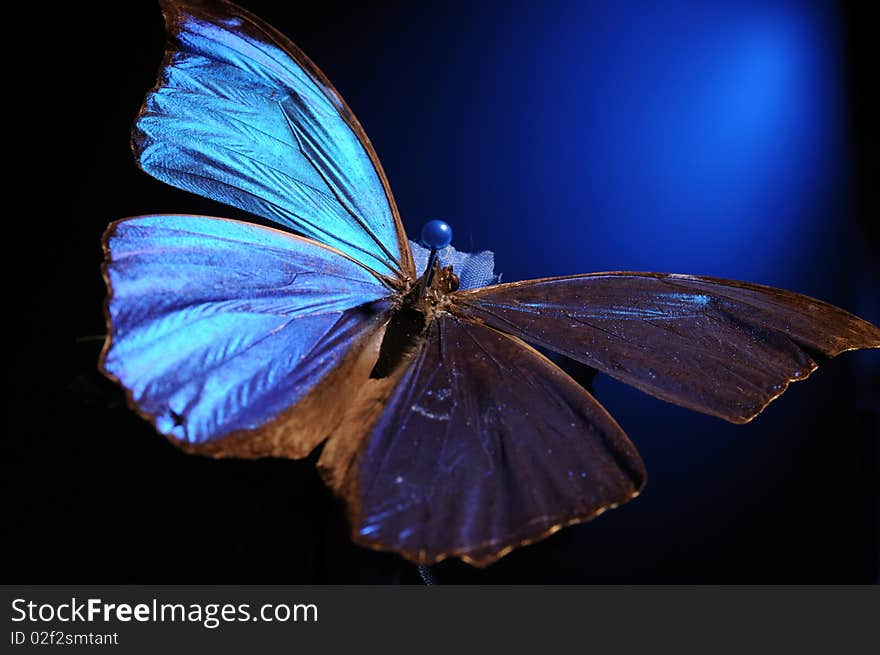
[454,272,880,424]
[318,314,646,566]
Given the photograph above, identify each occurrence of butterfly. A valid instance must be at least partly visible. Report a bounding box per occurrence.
[100,0,880,567]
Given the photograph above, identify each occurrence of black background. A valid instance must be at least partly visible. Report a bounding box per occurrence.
[5,1,878,583]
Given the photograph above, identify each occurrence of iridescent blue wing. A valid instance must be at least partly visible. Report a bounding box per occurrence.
[134,0,414,279]
[318,316,646,566]
[454,273,880,424]
[101,214,393,456]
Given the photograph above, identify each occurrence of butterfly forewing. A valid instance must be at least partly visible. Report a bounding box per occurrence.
[134,0,414,278]
[454,272,880,424]
[101,214,393,456]
[319,315,646,566]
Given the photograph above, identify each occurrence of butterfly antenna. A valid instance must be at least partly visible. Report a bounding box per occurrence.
[418,220,453,299]
[418,249,440,298]
[417,564,436,586]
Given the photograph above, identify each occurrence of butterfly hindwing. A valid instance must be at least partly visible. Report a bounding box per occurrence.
[134,0,413,278]
[319,315,646,566]
[454,272,880,424]
[101,214,393,456]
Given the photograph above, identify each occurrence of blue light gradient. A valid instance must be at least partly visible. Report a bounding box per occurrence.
[372,0,848,292]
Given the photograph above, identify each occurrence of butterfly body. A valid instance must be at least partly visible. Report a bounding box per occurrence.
[100,0,880,566]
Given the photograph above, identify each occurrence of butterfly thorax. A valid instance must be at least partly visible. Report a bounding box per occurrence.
[425,263,459,309]
[408,263,459,319]
[371,264,459,378]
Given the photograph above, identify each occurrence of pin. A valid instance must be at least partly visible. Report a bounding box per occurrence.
[418,220,453,298]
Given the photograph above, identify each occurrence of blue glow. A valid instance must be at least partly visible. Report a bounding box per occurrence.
[377,0,846,294]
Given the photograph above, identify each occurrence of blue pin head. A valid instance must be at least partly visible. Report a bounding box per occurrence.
[420,219,453,250]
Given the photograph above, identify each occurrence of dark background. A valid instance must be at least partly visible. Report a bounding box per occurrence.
[6,0,877,583]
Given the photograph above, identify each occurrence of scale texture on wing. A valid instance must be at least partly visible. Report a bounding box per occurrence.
[134,0,412,277]
[101,215,392,452]
[455,273,880,424]
[341,316,645,566]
